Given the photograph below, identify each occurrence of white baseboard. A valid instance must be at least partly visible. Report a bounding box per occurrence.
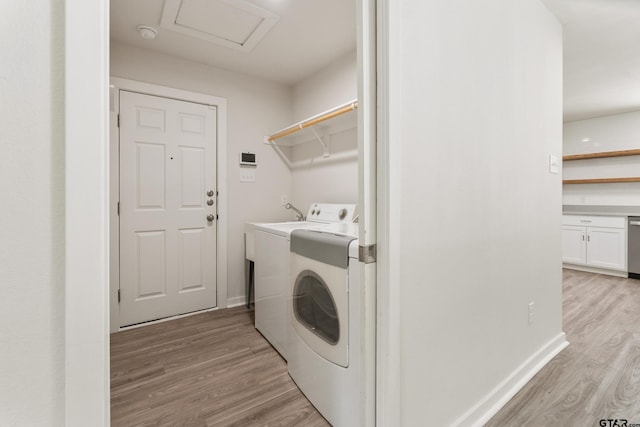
[116,296,250,332]
[117,306,219,331]
[452,332,569,427]
[114,297,249,333]
[563,264,627,278]
[226,296,248,308]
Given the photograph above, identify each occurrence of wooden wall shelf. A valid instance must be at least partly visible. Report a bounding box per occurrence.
[563,177,640,184]
[563,149,640,161]
[267,100,358,143]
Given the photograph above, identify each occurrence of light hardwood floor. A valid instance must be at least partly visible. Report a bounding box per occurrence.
[487,269,640,426]
[111,307,330,427]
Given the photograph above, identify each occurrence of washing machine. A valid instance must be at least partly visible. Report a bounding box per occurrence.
[249,203,357,361]
[288,225,373,426]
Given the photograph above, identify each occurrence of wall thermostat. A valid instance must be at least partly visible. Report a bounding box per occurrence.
[240,152,257,167]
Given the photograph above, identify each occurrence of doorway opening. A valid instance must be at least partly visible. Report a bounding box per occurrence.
[65,0,378,424]
[110,81,229,328]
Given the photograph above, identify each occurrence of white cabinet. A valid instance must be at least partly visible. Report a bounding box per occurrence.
[562,215,627,273]
[587,227,626,270]
[562,225,587,264]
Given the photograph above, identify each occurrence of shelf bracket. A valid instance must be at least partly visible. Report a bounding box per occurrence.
[263,136,293,169]
[310,125,330,158]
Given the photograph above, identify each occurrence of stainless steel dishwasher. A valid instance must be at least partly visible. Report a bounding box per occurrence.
[629,217,640,279]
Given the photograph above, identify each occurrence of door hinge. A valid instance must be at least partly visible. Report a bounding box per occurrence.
[117,201,120,216]
[359,244,377,264]
[117,289,121,303]
[117,114,120,128]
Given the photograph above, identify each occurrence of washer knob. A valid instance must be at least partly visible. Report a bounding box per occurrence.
[338,208,347,220]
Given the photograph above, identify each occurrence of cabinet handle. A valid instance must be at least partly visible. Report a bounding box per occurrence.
[582,234,585,241]
[580,220,592,223]
[587,234,590,242]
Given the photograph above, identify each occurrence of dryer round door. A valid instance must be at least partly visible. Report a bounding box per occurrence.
[293,269,340,345]
[290,253,348,367]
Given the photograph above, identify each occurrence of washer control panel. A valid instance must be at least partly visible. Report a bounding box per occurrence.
[306,203,357,223]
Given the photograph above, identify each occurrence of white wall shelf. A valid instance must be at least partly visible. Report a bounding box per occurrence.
[265,100,358,152]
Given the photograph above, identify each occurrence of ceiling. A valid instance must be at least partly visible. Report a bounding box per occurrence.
[111,1,640,122]
[110,0,356,86]
[543,0,640,121]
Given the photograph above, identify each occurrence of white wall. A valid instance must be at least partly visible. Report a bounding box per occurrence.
[111,42,293,306]
[0,1,65,425]
[563,110,640,206]
[289,51,359,211]
[382,0,565,424]
[292,51,358,121]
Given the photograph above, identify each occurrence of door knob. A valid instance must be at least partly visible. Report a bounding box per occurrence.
[207,214,215,222]
[207,199,214,206]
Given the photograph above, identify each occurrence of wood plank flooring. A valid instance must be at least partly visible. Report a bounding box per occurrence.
[487,269,640,426]
[111,307,330,427]
[113,270,640,426]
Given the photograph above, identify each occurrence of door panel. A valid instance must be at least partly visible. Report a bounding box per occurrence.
[120,90,217,326]
[137,107,165,131]
[178,228,205,292]
[179,113,205,134]
[136,142,166,209]
[587,227,626,270]
[180,147,205,208]
[136,230,167,299]
[562,226,586,265]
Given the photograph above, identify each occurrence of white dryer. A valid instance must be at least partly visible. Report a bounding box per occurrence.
[288,225,373,426]
[250,204,357,361]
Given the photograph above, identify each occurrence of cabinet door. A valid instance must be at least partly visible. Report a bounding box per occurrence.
[562,226,587,265]
[587,226,627,271]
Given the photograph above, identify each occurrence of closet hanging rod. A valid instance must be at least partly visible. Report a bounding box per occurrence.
[268,100,358,142]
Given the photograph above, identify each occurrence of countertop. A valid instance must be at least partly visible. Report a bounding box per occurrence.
[563,205,640,217]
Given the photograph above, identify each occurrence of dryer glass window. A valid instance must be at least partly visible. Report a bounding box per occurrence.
[293,270,339,345]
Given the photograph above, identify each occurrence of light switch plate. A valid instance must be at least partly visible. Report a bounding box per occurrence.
[549,155,560,174]
[240,168,256,183]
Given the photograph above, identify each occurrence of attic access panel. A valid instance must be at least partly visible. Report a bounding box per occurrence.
[161,0,279,52]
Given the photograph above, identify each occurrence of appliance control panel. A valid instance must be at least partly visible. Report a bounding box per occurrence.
[306,203,357,223]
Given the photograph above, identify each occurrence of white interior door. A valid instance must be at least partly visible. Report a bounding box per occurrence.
[119,90,217,326]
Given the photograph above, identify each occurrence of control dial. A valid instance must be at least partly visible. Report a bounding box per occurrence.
[338,208,347,220]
